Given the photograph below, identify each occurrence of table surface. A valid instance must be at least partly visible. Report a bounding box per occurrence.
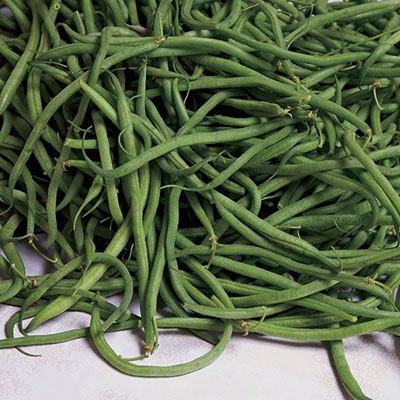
[1,244,400,400]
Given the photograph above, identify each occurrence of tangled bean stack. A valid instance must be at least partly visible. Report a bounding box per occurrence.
[1,0,400,398]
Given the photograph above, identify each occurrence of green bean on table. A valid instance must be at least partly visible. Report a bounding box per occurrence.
[1,1,400,398]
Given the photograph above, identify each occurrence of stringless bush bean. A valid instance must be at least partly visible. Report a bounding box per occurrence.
[1,1,400,399]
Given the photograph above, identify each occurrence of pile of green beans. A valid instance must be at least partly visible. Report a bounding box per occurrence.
[1,0,400,397]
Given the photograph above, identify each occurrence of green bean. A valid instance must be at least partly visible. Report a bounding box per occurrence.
[184,302,271,320]
[18,256,87,330]
[94,253,134,330]
[116,75,150,328]
[0,216,27,303]
[28,61,75,85]
[181,0,241,29]
[245,128,311,171]
[181,276,218,308]
[266,186,344,227]
[143,212,168,352]
[359,24,400,85]
[165,185,194,304]
[0,3,40,116]
[343,130,400,238]
[170,126,293,194]
[9,37,162,197]
[0,43,19,69]
[228,279,337,308]
[26,71,43,127]
[105,0,128,26]
[218,97,283,117]
[329,336,373,400]
[302,64,347,89]
[24,208,134,332]
[259,1,296,79]
[0,110,14,148]
[0,191,76,263]
[201,254,357,322]
[212,190,341,271]
[178,89,255,136]
[250,317,400,341]
[285,1,400,45]
[2,0,31,33]
[178,257,233,310]
[163,86,247,193]
[285,214,393,231]
[1,305,140,350]
[92,110,124,226]
[71,174,103,229]
[180,241,393,304]
[8,78,81,206]
[79,214,96,266]
[81,0,98,34]
[90,296,233,376]
[0,10,18,31]
[189,54,372,135]
[44,27,111,246]
[35,0,61,48]
[55,171,85,211]
[158,277,219,345]
[80,117,298,179]
[216,25,400,68]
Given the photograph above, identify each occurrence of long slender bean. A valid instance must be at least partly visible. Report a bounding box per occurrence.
[0,3,40,115]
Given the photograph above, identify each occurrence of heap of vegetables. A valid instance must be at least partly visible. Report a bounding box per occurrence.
[1,0,400,398]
